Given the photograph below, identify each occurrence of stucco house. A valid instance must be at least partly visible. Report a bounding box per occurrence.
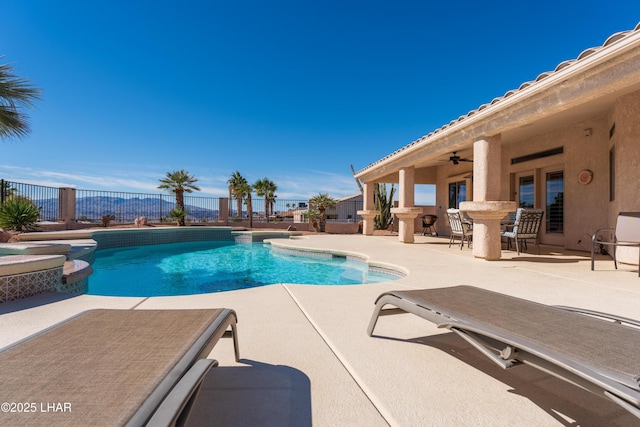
[356,23,640,264]
[335,194,363,223]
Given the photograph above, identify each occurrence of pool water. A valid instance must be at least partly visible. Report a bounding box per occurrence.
[88,241,399,297]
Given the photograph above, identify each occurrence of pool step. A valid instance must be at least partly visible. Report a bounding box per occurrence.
[0,243,71,257]
[0,240,97,261]
[62,260,93,285]
[59,259,92,295]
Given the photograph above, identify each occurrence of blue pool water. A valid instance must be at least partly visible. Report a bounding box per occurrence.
[88,241,399,297]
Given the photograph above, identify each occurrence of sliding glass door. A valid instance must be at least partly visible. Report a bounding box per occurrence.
[514,169,564,245]
[544,169,564,244]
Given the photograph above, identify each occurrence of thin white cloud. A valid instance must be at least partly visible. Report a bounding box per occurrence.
[270,170,360,199]
[0,165,158,193]
[0,165,361,200]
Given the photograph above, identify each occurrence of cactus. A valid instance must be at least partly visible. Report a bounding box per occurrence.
[374,183,395,230]
[349,166,395,230]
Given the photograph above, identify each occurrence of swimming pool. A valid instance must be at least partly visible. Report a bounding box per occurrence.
[88,241,400,297]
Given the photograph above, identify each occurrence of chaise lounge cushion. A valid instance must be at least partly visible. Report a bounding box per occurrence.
[0,308,238,426]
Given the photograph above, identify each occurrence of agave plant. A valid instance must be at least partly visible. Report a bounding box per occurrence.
[0,198,40,231]
[168,207,190,226]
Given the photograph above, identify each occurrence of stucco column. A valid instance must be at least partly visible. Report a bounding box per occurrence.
[219,198,229,224]
[357,181,377,235]
[58,187,76,227]
[474,135,502,201]
[461,135,516,260]
[391,166,422,243]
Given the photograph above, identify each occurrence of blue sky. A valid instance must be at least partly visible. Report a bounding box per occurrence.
[1,2,639,203]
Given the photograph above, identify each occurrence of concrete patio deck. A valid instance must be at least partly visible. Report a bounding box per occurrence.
[1,234,639,426]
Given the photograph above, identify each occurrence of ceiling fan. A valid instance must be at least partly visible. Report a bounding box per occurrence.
[448,152,473,165]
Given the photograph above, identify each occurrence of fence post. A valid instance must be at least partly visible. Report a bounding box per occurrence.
[58,187,76,226]
[219,198,229,224]
[0,179,4,204]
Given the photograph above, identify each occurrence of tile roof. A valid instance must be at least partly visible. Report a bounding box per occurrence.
[356,23,640,175]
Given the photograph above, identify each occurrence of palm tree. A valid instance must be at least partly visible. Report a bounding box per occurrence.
[266,182,277,218]
[157,170,200,226]
[227,171,247,218]
[309,193,337,232]
[0,60,41,141]
[236,181,253,227]
[253,178,277,222]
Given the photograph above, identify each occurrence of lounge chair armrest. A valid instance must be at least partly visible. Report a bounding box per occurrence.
[554,306,640,328]
[614,241,640,246]
[592,228,616,243]
[146,359,218,427]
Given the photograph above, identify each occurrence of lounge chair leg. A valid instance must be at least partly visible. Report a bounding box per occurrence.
[230,323,240,362]
[222,324,241,362]
[367,300,386,336]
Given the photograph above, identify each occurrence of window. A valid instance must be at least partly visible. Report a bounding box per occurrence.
[448,181,466,209]
[546,171,564,234]
[518,175,535,208]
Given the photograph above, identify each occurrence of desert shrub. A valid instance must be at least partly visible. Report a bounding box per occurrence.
[101,214,116,227]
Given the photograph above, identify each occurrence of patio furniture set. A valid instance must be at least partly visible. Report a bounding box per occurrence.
[443,207,545,254]
[443,209,639,277]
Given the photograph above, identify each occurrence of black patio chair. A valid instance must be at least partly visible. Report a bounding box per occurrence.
[421,214,438,236]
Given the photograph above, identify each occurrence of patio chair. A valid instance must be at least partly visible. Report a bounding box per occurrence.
[591,212,640,277]
[0,308,239,426]
[367,285,640,420]
[446,209,472,249]
[421,214,438,236]
[500,208,544,255]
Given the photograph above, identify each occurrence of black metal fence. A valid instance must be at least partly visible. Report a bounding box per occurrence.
[229,198,310,222]
[0,179,61,222]
[1,179,362,224]
[75,189,221,224]
[233,198,363,223]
